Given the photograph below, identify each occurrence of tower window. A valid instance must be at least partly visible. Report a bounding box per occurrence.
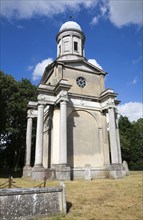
[74,42,78,51]
[76,77,86,88]
[64,41,69,52]
[59,45,61,55]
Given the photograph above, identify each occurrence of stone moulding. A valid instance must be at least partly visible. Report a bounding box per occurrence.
[0,184,66,220]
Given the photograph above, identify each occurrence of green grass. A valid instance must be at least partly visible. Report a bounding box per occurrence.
[0,171,142,220]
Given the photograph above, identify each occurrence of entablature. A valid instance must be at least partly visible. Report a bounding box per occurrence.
[68,97,101,111]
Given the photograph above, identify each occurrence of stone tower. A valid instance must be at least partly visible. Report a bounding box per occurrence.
[23,21,124,180]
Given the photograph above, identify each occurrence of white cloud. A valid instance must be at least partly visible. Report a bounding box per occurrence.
[108,0,143,27]
[1,0,142,29]
[0,0,97,19]
[27,65,34,71]
[90,16,99,25]
[91,1,143,28]
[32,58,53,81]
[128,76,138,85]
[16,25,24,29]
[88,59,103,70]
[133,56,142,64]
[83,0,98,8]
[130,79,137,85]
[118,102,143,122]
[100,5,107,16]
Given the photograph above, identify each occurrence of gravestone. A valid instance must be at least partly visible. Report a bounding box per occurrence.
[85,164,91,180]
[123,160,129,176]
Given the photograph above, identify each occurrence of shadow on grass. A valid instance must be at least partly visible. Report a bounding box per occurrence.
[66,201,72,213]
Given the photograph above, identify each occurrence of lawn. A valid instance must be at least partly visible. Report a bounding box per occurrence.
[0,171,142,220]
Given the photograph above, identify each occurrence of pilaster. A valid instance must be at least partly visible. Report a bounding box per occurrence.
[98,128,104,164]
[51,108,60,165]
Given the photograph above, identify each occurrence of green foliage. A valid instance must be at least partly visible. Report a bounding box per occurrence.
[119,116,143,170]
[0,71,36,171]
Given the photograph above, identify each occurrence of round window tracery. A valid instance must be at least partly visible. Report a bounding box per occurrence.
[76,77,86,88]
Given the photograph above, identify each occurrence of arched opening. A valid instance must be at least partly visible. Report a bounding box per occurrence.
[67,110,102,168]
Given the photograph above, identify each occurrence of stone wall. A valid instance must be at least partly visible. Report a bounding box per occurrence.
[0,184,66,220]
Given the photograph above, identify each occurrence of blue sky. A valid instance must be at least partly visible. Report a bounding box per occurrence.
[0,0,143,121]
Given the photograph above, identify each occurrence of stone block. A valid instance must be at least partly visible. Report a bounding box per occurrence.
[52,165,71,180]
[0,186,66,220]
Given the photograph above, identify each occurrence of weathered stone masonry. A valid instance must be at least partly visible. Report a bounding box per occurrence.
[0,185,66,220]
[23,21,124,180]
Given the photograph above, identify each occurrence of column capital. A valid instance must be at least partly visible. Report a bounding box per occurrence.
[37,94,56,105]
[56,90,69,103]
[102,104,116,112]
[27,109,37,118]
[60,100,67,104]
[108,105,116,110]
[37,102,45,107]
[27,115,33,119]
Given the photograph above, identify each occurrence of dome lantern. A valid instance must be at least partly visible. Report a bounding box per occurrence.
[56,21,85,60]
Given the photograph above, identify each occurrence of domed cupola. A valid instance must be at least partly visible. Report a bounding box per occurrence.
[56,21,85,60]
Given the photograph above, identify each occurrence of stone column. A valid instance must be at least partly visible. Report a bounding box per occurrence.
[108,107,119,164]
[59,100,67,164]
[108,108,123,179]
[25,117,32,166]
[34,104,44,167]
[116,114,122,163]
[32,104,45,180]
[23,116,33,177]
[53,99,70,180]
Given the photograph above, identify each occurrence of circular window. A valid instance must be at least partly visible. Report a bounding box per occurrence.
[76,77,86,88]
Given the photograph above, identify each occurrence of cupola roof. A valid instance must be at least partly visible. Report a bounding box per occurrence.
[59,21,82,32]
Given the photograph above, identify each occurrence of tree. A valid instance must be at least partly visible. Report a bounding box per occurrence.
[129,118,143,170]
[119,115,143,170]
[0,71,36,172]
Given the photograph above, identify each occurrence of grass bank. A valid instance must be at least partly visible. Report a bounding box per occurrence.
[0,171,142,220]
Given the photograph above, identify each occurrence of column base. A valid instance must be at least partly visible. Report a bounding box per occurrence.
[44,168,55,180]
[32,165,45,180]
[106,163,124,179]
[23,165,32,177]
[52,164,71,180]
